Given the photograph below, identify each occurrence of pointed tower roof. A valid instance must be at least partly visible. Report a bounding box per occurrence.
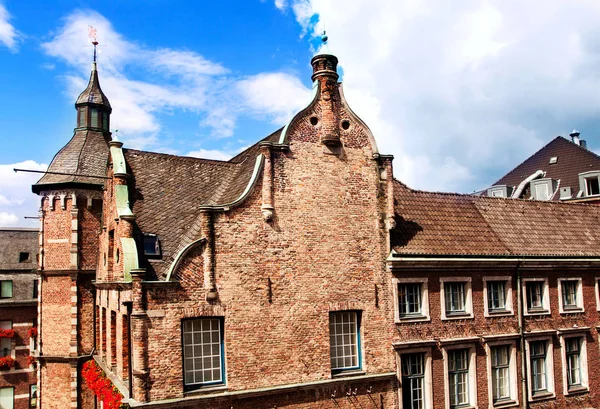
[76,62,111,110]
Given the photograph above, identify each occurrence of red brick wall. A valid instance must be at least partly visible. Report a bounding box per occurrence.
[40,363,71,409]
[40,275,71,356]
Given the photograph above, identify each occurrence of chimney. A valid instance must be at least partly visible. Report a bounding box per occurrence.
[580,140,587,150]
[570,129,581,146]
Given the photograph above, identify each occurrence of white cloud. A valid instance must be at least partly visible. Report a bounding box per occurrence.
[0,161,47,227]
[42,10,311,152]
[186,149,232,161]
[0,3,19,51]
[280,0,600,192]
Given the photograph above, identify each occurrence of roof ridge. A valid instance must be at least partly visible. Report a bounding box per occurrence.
[471,199,512,255]
[123,148,234,165]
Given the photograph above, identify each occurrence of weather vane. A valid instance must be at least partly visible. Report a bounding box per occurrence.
[88,25,98,62]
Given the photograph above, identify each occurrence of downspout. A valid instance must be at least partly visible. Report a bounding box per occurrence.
[511,170,544,199]
[516,261,528,409]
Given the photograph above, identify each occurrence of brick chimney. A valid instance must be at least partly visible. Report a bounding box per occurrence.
[311,33,342,147]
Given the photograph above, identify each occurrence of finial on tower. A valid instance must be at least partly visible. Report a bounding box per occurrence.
[88,25,98,66]
[321,31,328,44]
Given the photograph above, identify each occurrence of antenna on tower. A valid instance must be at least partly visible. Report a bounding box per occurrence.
[88,25,98,63]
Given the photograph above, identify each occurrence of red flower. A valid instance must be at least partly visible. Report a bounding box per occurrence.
[26,355,36,366]
[0,356,15,370]
[81,361,123,409]
[27,327,38,338]
[0,329,15,339]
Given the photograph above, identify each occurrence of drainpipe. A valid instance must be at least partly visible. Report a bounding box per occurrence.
[516,261,528,409]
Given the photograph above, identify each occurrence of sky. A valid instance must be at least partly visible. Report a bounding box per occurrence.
[2,0,600,227]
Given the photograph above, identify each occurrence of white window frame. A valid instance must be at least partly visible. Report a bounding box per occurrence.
[557,278,584,314]
[398,347,434,409]
[329,311,361,374]
[442,344,477,409]
[531,179,553,201]
[182,317,225,388]
[393,278,430,323]
[559,333,589,395]
[522,278,550,316]
[485,340,519,408]
[578,171,600,197]
[440,277,473,320]
[525,336,555,401]
[483,276,514,317]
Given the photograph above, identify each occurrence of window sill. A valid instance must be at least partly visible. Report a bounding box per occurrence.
[529,391,555,402]
[396,315,430,323]
[442,313,474,321]
[493,399,518,408]
[524,310,550,317]
[560,308,584,315]
[485,310,514,318]
[184,384,228,396]
[566,386,589,396]
[331,370,365,379]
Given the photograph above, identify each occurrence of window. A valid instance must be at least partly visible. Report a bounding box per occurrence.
[103,112,109,131]
[182,318,224,388]
[29,385,37,408]
[491,346,510,403]
[19,252,29,263]
[0,281,12,299]
[483,277,513,317]
[523,279,549,315]
[586,177,599,196]
[526,338,555,400]
[329,311,360,373]
[560,335,588,394]
[0,387,13,409]
[440,278,473,320]
[448,349,470,408]
[531,179,555,201]
[394,278,429,322]
[530,341,548,394]
[487,185,512,198]
[558,278,583,313]
[143,234,161,257]
[402,353,426,409]
[0,321,11,358]
[77,107,87,128]
[32,280,38,299]
[90,108,99,128]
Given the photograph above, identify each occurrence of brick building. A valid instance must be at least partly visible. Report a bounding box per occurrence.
[32,36,600,409]
[0,228,39,409]
[486,131,600,203]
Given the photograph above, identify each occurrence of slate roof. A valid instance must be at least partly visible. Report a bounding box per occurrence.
[127,128,282,279]
[32,130,109,193]
[392,181,600,257]
[489,136,600,200]
[0,228,38,271]
[76,64,111,109]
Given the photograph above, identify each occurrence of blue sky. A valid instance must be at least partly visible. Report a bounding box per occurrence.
[3,0,600,226]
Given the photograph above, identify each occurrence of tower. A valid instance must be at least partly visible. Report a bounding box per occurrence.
[31,56,111,408]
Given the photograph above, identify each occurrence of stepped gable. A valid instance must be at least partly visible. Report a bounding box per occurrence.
[392,180,600,256]
[490,136,600,200]
[126,127,282,279]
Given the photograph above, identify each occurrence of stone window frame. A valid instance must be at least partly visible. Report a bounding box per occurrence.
[393,277,430,323]
[397,346,434,409]
[485,339,519,408]
[522,278,550,316]
[482,276,514,318]
[441,343,478,409]
[525,336,555,402]
[557,277,584,314]
[440,277,473,321]
[559,332,589,396]
[578,171,600,197]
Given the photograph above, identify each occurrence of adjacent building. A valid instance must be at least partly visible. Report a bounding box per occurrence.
[486,131,600,203]
[0,228,39,409]
[31,37,600,409]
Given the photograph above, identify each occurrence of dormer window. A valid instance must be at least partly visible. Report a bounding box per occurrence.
[530,178,555,201]
[578,171,600,197]
[143,234,161,257]
[487,185,512,198]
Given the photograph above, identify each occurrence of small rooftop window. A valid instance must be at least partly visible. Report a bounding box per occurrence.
[549,156,558,164]
[143,234,161,257]
[19,252,30,263]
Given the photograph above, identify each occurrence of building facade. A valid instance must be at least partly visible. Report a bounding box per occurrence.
[32,38,600,409]
[0,228,39,409]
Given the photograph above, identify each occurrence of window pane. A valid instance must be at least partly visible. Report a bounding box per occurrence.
[448,349,469,407]
[0,387,13,409]
[566,338,582,388]
[445,282,466,314]
[0,281,12,298]
[562,281,578,307]
[90,108,98,128]
[329,312,359,371]
[488,281,506,311]
[182,318,223,386]
[530,341,547,392]
[402,353,425,409]
[527,282,544,309]
[491,346,510,401]
[399,283,422,316]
